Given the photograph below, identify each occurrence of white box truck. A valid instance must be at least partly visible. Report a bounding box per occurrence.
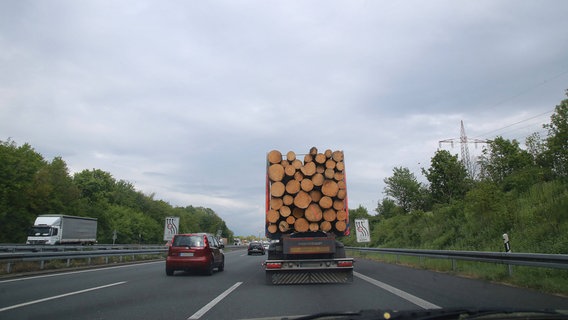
[26,215,97,245]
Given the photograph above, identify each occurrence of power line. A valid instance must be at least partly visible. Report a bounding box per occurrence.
[474,109,553,139]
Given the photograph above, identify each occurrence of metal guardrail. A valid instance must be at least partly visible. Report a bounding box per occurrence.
[0,246,168,273]
[0,244,243,274]
[346,247,568,270]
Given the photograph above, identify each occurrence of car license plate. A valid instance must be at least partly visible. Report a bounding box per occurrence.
[180,252,193,257]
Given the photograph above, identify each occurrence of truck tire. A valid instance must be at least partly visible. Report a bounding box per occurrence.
[335,241,346,258]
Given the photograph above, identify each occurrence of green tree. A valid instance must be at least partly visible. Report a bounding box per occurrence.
[422,150,469,204]
[478,136,533,190]
[383,167,424,213]
[543,93,568,180]
[28,157,80,215]
[375,197,403,219]
[0,140,46,242]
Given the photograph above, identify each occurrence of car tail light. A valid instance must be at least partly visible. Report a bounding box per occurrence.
[337,260,353,268]
[265,262,282,269]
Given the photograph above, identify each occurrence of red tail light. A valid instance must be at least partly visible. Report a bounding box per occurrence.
[337,260,353,268]
[265,262,282,269]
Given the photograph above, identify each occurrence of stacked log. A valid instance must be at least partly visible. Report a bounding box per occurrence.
[266,147,348,236]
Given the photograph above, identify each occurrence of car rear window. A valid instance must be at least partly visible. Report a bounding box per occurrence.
[172,235,204,247]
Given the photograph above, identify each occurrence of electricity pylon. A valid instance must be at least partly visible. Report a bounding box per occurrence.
[439,121,490,178]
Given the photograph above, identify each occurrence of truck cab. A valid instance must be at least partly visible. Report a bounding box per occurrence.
[26,217,62,245]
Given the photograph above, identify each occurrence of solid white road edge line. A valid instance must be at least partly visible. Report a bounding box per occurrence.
[354,272,441,310]
[0,281,127,312]
[187,282,243,320]
[0,261,163,283]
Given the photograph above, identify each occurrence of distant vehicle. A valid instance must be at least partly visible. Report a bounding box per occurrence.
[234,238,242,246]
[26,215,97,245]
[247,242,265,255]
[166,233,225,276]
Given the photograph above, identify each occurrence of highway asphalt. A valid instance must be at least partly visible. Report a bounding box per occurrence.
[1,248,567,319]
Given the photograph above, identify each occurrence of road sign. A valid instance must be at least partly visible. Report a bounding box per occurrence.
[355,219,371,243]
[164,217,180,241]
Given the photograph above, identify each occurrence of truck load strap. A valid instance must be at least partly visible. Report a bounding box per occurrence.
[266,269,353,285]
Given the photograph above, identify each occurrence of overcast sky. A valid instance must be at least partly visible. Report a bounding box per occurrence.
[1,1,567,237]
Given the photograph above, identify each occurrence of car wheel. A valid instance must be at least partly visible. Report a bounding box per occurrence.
[166,268,174,276]
[218,257,225,272]
[205,259,214,276]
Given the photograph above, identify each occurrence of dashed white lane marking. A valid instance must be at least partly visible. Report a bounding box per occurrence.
[187,282,243,319]
[354,272,441,309]
[0,281,127,312]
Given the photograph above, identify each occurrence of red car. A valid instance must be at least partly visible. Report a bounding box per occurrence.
[166,233,225,276]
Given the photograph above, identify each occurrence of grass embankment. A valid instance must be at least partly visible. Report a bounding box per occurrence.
[349,250,568,297]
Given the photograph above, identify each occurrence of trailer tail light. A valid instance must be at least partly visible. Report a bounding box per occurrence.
[265,262,282,269]
[337,260,353,268]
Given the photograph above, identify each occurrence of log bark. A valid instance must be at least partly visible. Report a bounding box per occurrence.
[309,222,319,232]
[294,171,304,181]
[268,150,282,164]
[337,189,347,200]
[309,146,318,155]
[324,149,333,159]
[336,161,345,171]
[334,171,344,181]
[293,191,311,209]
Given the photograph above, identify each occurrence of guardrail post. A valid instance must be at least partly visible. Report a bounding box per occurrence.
[6,262,12,273]
[88,257,91,265]
[40,260,45,270]
[451,259,456,271]
[66,258,71,267]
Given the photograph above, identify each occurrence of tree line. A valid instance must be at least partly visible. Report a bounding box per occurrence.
[0,144,233,244]
[343,91,567,254]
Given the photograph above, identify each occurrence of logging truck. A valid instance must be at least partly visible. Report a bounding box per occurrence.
[263,147,354,285]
